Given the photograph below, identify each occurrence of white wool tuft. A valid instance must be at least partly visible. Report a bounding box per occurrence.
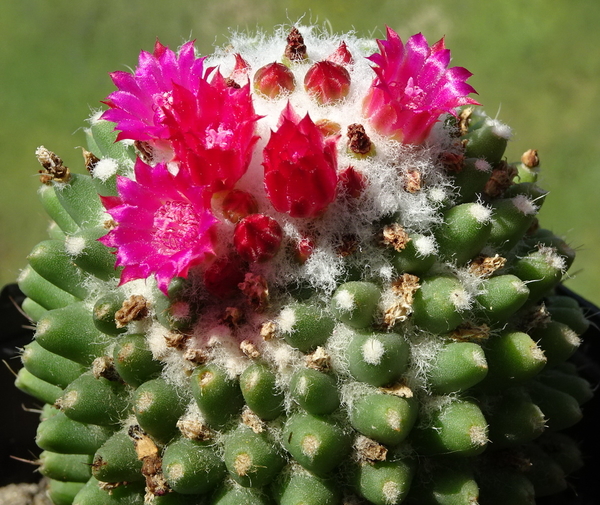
[382,481,401,504]
[428,186,448,205]
[564,328,581,348]
[472,347,488,369]
[414,235,437,257]
[92,158,119,182]
[538,246,567,272]
[474,159,492,172]
[333,289,355,312]
[488,119,513,140]
[469,425,489,447]
[469,203,492,224]
[512,194,538,216]
[450,288,472,311]
[362,338,385,365]
[511,279,530,295]
[64,236,86,257]
[277,307,297,334]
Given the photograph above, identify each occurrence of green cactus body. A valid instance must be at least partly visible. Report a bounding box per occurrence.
[14,25,591,505]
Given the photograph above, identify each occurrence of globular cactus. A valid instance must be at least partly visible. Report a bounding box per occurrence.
[15,24,593,505]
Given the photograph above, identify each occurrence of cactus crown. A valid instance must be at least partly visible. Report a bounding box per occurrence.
[16,24,591,505]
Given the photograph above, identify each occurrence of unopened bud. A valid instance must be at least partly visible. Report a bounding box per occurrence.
[339,166,366,199]
[253,62,296,98]
[204,255,246,299]
[304,61,351,105]
[234,214,283,263]
[315,119,341,138]
[327,41,353,65]
[220,189,258,223]
[295,237,315,264]
[230,53,251,85]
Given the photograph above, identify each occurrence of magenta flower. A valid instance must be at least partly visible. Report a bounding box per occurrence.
[363,28,479,144]
[102,39,205,144]
[263,104,339,218]
[161,70,261,197]
[100,158,218,295]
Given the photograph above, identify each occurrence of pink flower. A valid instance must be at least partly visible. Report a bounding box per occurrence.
[100,158,218,295]
[162,70,261,197]
[363,28,479,144]
[102,41,260,191]
[102,40,205,144]
[263,104,339,218]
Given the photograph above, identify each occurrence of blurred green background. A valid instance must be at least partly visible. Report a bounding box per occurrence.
[1,0,599,304]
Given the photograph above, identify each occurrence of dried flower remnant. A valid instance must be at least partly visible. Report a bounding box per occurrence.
[36,146,70,184]
[521,149,540,168]
[363,28,479,144]
[347,123,373,155]
[284,27,308,62]
[99,159,218,295]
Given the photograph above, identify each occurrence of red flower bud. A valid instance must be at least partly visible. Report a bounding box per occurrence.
[263,103,339,218]
[315,119,342,138]
[234,214,283,262]
[304,61,351,105]
[204,255,246,299]
[254,62,296,99]
[327,41,353,65]
[339,166,366,199]
[220,189,259,223]
[295,237,315,264]
[230,53,251,85]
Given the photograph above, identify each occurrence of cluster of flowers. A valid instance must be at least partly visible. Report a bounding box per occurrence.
[99,27,478,296]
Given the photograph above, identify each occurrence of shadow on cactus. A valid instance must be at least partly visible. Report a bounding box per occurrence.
[14,23,595,505]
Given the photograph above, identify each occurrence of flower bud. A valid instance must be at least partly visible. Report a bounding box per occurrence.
[234,214,283,263]
[204,255,246,299]
[220,189,258,223]
[327,41,353,65]
[304,61,351,105]
[263,104,338,218]
[315,119,341,138]
[230,53,251,85]
[253,63,296,99]
[339,166,366,198]
[294,237,315,264]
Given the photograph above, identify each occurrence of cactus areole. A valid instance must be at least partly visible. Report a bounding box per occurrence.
[17,24,592,505]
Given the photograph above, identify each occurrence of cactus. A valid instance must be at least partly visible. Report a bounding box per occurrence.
[15,24,592,505]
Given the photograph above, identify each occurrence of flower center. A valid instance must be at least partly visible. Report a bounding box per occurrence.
[402,77,425,109]
[205,125,234,149]
[152,201,201,255]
